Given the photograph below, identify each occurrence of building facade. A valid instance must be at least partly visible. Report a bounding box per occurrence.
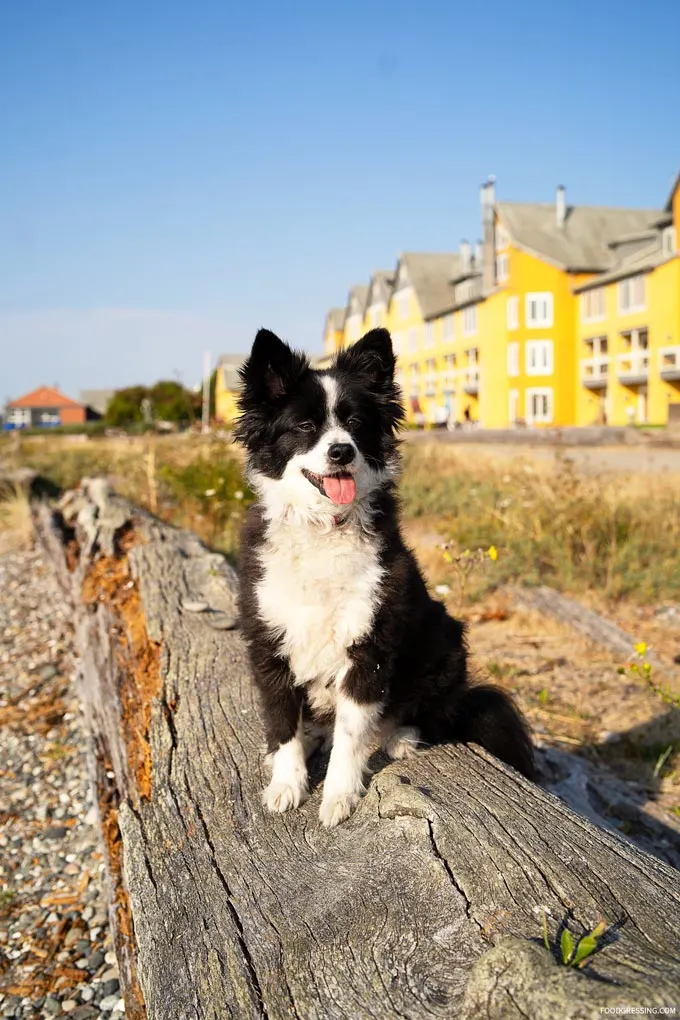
[4,386,87,428]
[323,171,680,428]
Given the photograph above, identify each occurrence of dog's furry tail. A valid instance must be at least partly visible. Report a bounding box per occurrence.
[446,683,535,779]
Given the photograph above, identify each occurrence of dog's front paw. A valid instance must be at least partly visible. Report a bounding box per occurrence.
[318,791,361,828]
[262,778,308,814]
[384,726,421,760]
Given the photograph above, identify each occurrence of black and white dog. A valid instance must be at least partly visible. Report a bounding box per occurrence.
[236,327,534,827]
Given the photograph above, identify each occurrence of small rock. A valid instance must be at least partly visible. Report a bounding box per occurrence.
[86,950,105,972]
[64,928,86,948]
[97,969,118,983]
[75,940,91,955]
[43,827,68,840]
[99,995,120,1012]
[98,980,119,999]
[60,1003,76,1014]
[43,998,61,1016]
[78,990,94,1004]
[104,951,116,966]
[70,1008,99,1020]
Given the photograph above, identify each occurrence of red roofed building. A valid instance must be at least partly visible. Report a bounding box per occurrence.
[4,386,87,429]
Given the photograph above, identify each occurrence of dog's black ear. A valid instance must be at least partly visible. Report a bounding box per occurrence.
[335,328,395,391]
[240,328,308,401]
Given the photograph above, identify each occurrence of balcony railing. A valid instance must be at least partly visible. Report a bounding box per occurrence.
[659,346,680,381]
[424,375,436,397]
[616,350,649,384]
[441,370,456,392]
[459,366,480,394]
[581,356,609,388]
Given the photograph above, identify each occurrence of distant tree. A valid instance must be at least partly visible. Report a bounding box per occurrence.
[104,381,200,427]
[149,380,197,423]
[104,386,147,426]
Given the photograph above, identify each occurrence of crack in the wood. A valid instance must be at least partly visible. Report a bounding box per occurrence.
[505,987,531,1020]
[426,819,482,934]
[191,793,274,1020]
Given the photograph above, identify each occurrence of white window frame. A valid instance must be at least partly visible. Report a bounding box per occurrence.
[508,388,520,425]
[442,314,454,342]
[617,275,646,314]
[462,304,478,337]
[496,253,509,282]
[662,226,676,256]
[423,322,435,348]
[581,288,606,323]
[507,342,520,377]
[507,295,519,330]
[408,327,418,353]
[525,292,553,328]
[526,387,553,424]
[526,339,554,376]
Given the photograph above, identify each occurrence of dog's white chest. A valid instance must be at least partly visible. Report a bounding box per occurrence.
[255,522,383,701]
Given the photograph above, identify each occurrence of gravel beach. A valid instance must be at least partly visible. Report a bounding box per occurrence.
[0,548,121,1020]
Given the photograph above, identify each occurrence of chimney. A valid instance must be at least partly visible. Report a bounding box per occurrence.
[481,175,496,292]
[474,241,483,268]
[556,185,566,227]
[460,240,471,271]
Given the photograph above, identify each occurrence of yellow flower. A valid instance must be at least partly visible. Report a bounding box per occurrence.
[443,550,453,564]
[488,545,498,562]
[634,642,648,657]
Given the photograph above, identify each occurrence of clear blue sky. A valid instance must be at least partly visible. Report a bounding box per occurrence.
[1,0,678,400]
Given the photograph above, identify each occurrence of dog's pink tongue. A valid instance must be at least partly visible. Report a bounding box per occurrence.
[322,475,356,504]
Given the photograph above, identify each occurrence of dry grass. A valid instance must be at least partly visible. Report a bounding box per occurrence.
[7,432,680,603]
[0,485,33,554]
[11,434,252,562]
[400,443,680,604]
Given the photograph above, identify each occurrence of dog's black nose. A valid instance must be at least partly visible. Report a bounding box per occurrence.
[327,443,356,466]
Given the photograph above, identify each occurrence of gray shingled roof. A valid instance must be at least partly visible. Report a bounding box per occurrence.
[366,269,395,306]
[574,236,669,292]
[397,252,462,320]
[325,307,346,332]
[345,284,369,318]
[497,202,662,272]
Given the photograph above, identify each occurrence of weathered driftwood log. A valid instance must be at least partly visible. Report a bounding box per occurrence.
[34,482,680,1020]
[507,583,679,680]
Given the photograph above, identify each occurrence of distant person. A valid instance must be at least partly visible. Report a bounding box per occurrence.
[463,405,472,424]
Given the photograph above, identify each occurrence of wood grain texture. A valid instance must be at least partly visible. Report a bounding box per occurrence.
[35,482,680,1020]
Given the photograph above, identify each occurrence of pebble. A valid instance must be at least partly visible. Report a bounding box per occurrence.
[99,995,120,1012]
[98,980,120,998]
[0,549,121,1010]
[86,950,105,972]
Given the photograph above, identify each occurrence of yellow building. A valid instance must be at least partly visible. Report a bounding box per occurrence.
[385,252,460,423]
[574,176,679,426]
[214,353,247,426]
[362,269,395,335]
[322,168,679,429]
[323,308,345,357]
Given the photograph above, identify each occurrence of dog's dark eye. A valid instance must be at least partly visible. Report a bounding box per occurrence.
[297,421,316,433]
[346,416,362,428]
